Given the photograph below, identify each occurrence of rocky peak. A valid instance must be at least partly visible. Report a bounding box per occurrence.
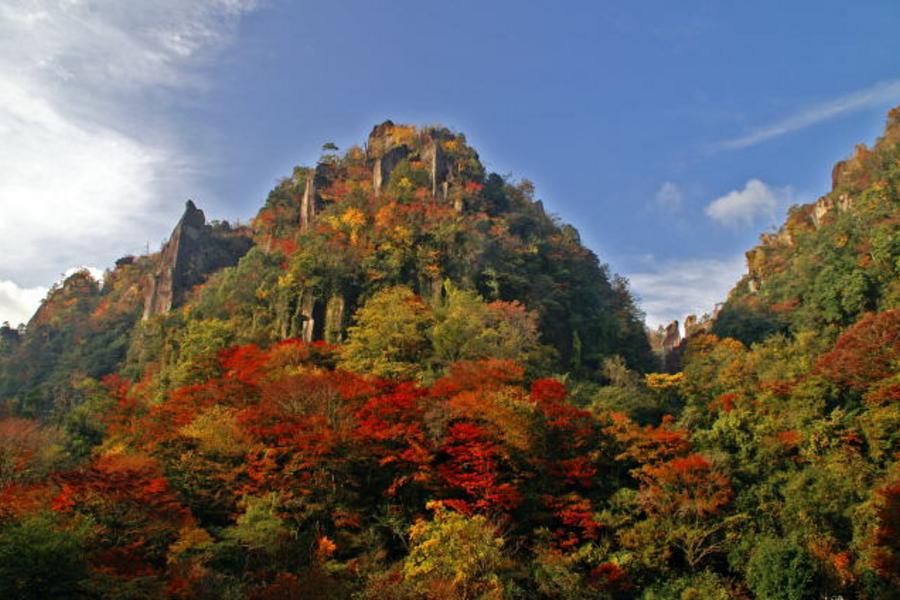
[684,313,714,337]
[661,320,681,353]
[366,120,403,155]
[366,121,453,202]
[420,132,450,201]
[181,199,206,229]
[143,201,207,319]
[811,192,854,228]
[647,320,683,372]
[367,121,411,197]
[142,200,252,320]
[650,320,681,353]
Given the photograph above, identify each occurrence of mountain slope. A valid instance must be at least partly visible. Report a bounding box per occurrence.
[714,108,900,345]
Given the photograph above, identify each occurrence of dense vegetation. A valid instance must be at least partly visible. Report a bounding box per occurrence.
[0,262,149,418]
[0,115,898,598]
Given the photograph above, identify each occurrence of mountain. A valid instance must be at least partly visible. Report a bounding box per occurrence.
[0,115,897,599]
[713,107,900,345]
[0,121,653,417]
[196,121,653,371]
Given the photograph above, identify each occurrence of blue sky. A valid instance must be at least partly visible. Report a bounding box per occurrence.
[1,1,899,327]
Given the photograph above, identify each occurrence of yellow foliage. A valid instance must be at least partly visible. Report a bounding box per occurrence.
[341,207,366,230]
[346,146,366,161]
[179,405,252,457]
[277,272,295,289]
[321,214,342,230]
[391,125,417,146]
[645,372,684,390]
[393,224,412,243]
[341,207,367,244]
[403,504,508,599]
[167,526,214,562]
[102,441,130,457]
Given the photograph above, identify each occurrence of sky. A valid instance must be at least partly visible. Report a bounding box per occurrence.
[1,1,899,328]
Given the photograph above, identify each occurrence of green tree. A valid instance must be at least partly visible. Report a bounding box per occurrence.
[224,493,291,554]
[642,570,731,600]
[745,537,821,600]
[341,286,434,380]
[169,318,235,387]
[430,282,542,367]
[401,503,513,599]
[0,512,90,599]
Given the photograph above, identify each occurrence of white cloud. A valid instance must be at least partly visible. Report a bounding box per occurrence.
[0,0,261,324]
[0,79,169,281]
[0,280,48,327]
[705,179,790,227]
[714,78,900,151]
[627,255,746,329]
[654,181,683,212]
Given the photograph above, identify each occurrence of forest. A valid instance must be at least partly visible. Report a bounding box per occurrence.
[0,112,898,599]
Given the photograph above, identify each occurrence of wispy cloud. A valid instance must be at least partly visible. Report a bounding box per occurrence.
[705,179,792,227]
[627,255,746,329]
[713,79,900,151]
[0,1,261,324]
[653,181,683,213]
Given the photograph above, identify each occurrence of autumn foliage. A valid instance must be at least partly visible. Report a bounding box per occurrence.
[816,309,900,391]
[2,114,900,598]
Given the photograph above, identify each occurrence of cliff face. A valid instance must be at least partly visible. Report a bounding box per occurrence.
[651,320,680,354]
[647,310,718,372]
[143,201,253,320]
[255,122,487,344]
[297,163,334,234]
[743,110,900,295]
[143,201,205,319]
[367,121,456,204]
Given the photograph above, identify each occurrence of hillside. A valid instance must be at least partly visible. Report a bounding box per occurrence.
[0,205,252,417]
[0,115,898,599]
[713,107,900,345]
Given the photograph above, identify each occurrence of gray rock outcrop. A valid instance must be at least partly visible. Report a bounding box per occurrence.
[142,200,252,320]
